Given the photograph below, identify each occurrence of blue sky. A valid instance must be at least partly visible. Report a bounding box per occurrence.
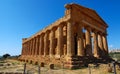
[0,0,120,56]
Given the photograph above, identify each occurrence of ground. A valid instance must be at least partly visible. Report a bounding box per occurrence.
[0,59,120,74]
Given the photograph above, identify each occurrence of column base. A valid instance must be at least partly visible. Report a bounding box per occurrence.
[64,56,84,69]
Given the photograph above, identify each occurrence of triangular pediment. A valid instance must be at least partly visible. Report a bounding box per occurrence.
[69,3,108,27]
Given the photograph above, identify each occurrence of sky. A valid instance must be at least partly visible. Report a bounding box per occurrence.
[0,0,120,56]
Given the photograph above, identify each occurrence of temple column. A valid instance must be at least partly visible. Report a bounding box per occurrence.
[102,35,108,55]
[25,43,27,55]
[28,42,30,55]
[35,37,37,56]
[85,27,92,56]
[77,24,84,56]
[34,37,37,56]
[22,44,24,55]
[31,39,34,56]
[98,33,104,56]
[39,35,41,56]
[24,43,25,55]
[50,28,55,57]
[26,43,27,55]
[93,31,99,58]
[30,40,32,55]
[57,25,63,58]
[44,31,49,56]
[24,44,25,55]
[35,36,40,56]
[27,42,29,55]
[67,20,74,56]
[83,38,86,50]
[27,42,28,55]
[24,43,26,55]
[39,33,44,55]
[25,42,27,55]
[28,41,30,55]
[32,38,36,56]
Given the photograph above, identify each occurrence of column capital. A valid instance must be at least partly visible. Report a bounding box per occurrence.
[51,26,57,31]
[85,26,91,31]
[66,19,75,25]
[58,22,66,28]
[92,29,98,34]
[45,30,50,34]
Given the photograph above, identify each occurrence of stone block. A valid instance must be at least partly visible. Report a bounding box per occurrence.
[40,62,44,67]
[49,63,54,69]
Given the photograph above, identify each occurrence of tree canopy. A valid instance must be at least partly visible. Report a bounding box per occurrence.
[2,53,11,59]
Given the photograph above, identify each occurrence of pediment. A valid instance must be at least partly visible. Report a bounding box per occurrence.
[66,3,108,27]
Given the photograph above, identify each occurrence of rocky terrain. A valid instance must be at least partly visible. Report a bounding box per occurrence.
[0,59,120,74]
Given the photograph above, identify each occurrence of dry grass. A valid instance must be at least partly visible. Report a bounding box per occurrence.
[0,59,120,74]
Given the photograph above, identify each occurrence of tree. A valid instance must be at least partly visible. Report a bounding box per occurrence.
[2,53,10,59]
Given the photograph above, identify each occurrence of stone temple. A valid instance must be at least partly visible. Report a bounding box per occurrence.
[19,3,111,69]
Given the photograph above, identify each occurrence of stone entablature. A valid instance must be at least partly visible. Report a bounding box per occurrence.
[20,3,110,69]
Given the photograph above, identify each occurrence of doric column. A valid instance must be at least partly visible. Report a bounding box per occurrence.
[77,24,84,56]
[44,31,49,56]
[39,35,41,55]
[50,28,56,57]
[26,43,28,55]
[31,39,34,56]
[35,37,37,56]
[24,43,26,55]
[85,27,92,56]
[83,38,86,50]
[30,40,32,55]
[35,36,40,56]
[25,44,26,55]
[102,34,108,55]
[93,31,99,58]
[67,20,74,56]
[34,37,37,56]
[57,25,63,58]
[29,40,30,56]
[26,42,27,55]
[32,38,36,56]
[23,44,24,55]
[24,43,25,55]
[28,41,30,55]
[22,44,24,55]
[24,44,25,55]
[25,43,27,55]
[39,33,44,55]
[98,33,104,56]
[28,41,29,55]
